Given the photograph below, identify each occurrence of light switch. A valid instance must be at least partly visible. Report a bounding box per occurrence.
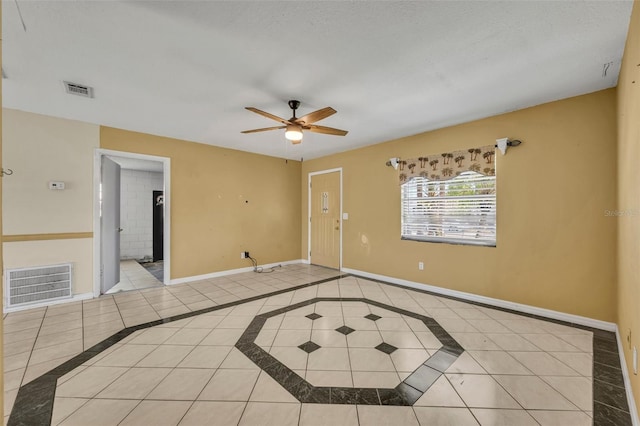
[49,181,65,190]
[342,213,349,220]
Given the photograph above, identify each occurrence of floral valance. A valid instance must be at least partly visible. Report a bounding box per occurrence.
[398,144,495,185]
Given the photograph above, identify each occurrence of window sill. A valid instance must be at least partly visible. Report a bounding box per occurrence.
[401,236,496,247]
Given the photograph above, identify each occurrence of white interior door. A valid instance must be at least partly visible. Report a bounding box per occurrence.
[101,156,121,294]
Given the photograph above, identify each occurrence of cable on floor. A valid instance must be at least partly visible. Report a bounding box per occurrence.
[247,255,281,273]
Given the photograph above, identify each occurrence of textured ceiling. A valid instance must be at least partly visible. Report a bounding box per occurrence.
[2,1,633,160]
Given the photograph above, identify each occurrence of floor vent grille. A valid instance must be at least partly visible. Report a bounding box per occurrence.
[63,81,93,98]
[5,264,73,307]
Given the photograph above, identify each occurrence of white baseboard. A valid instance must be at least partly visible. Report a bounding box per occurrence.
[342,267,617,332]
[616,327,640,426]
[3,292,94,314]
[168,259,306,285]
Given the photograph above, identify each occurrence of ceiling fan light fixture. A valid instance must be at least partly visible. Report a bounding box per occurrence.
[285,124,303,142]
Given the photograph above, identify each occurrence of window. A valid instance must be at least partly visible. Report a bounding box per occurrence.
[401,171,496,246]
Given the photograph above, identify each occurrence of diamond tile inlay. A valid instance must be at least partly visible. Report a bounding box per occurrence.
[306,313,322,320]
[335,325,356,335]
[375,342,398,354]
[298,341,321,353]
[364,313,382,321]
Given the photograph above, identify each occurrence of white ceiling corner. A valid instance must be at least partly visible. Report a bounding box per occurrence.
[2,0,633,160]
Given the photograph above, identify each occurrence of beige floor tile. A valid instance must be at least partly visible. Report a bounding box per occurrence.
[42,311,82,326]
[199,368,260,401]
[4,338,37,357]
[120,400,192,426]
[521,334,581,352]
[414,375,465,407]
[357,406,420,426]
[553,333,593,352]
[183,315,224,329]
[123,313,162,327]
[509,351,582,376]
[3,352,30,373]
[352,371,400,388]
[448,333,500,350]
[346,330,383,348]
[447,374,520,409]
[3,318,43,333]
[147,368,215,400]
[57,365,88,386]
[239,402,300,426]
[33,328,83,350]
[413,407,479,426]
[177,345,232,368]
[3,368,24,392]
[128,327,178,345]
[249,371,299,403]
[467,350,532,375]
[29,339,83,365]
[272,329,312,347]
[299,404,358,426]
[94,344,157,367]
[200,328,244,346]
[218,347,260,370]
[163,328,210,345]
[485,333,542,351]
[39,319,83,336]
[97,367,171,398]
[22,354,76,384]
[269,346,308,370]
[527,410,592,426]
[56,366,129,398]
[548,352,593,376]
[413,331,442,350]
[305,370,353,387]
[156,305,191,318]
[347,348,394,372]
[471,408,538,425]
[391,348,430,372]
[136,345,195,367]
[179,401,246,426]
[4,327,39,345]
[51,397,89,426]
[493,375,578,410]
[58,399,139,426]
[541,376,592,410]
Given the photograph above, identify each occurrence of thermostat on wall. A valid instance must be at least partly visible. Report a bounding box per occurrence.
[49,181,65,190]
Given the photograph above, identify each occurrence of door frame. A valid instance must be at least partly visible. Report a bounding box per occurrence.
[307,168,343,270]
[93,149,171,297]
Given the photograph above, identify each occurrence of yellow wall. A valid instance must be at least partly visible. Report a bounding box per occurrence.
[2,109,99,295]
[100,127,302,279]
[303,89,618,322]
[617,0,640,413]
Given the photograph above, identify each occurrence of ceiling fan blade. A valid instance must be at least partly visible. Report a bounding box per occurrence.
[297,107,336,125]
[241,126,286,134]
[245,107,291,125]
[306,124,348,136]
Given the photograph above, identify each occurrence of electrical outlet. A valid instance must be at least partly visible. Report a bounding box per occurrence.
[244,251,250,259]
[418,262,424,270]
[240,252,246,259]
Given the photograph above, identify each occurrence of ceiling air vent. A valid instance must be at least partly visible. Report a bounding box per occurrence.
[63,81,93,98]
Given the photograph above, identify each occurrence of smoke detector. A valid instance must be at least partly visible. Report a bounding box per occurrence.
[63,81,94,98]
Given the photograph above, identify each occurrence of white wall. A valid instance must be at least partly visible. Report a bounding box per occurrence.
[120,169,163,260]
[2,109,99,297]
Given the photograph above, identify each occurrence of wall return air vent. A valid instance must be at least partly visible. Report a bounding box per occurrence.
[5,264,73,308]
[63,81,93,98]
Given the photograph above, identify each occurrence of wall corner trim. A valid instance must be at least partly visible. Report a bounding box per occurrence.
[168,259,306,285]
[615,326,640,426]
[341,267,617,332]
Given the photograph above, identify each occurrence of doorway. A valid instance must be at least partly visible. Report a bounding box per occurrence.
[308,169,342,269]
[93,149,171,296]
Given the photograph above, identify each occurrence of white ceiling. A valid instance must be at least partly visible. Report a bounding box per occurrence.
[2,1,633,160]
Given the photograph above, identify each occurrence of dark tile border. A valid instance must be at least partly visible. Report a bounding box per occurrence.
[7,273,347,426]
[7,272,634,425]
[349,274,633,426]
[235,297,463,406]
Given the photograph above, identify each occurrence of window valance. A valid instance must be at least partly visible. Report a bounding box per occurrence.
[398,145,496,184]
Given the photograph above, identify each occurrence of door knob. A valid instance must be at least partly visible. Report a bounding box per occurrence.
[118,228,123,232]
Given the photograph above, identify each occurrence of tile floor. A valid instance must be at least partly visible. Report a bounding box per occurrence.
[106,260,164,294]
[4,266,634,425]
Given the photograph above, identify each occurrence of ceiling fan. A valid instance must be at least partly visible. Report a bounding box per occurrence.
[241,100,348,144]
